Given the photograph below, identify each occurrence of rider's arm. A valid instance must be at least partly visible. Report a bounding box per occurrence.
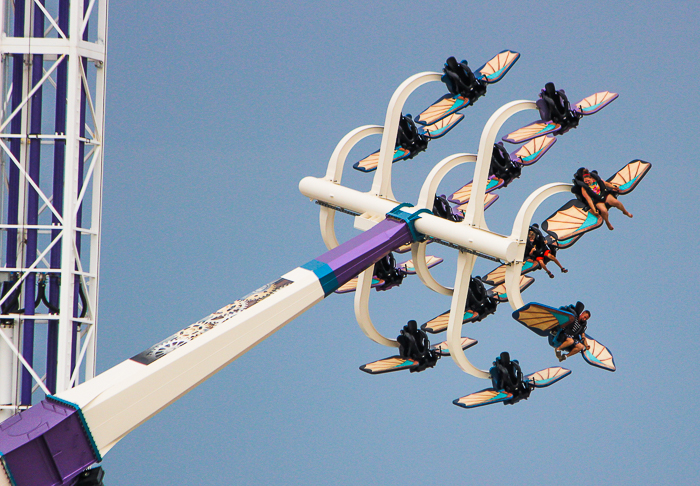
[582,191,597,214]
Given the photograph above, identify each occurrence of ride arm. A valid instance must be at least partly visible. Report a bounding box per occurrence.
[0,217,416,485]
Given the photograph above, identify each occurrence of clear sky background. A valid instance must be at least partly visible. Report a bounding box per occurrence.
[97,1,698,484]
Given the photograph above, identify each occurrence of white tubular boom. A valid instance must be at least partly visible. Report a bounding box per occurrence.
[412,153,477,296]
[503,182,574,310]
[58,267,326,455]
[320,125,383,250]
[369,72,442,200]
[300,178,518,261]
[354,266,398,348]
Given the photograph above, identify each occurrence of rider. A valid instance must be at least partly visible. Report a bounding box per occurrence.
[573,167,633,230]
[396,320,439,372]
[525,224,568,278]
[552,302,591,361]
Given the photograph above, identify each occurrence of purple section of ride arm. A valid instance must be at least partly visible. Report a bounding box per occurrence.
[315,218,412,288]
[0,398,99,486]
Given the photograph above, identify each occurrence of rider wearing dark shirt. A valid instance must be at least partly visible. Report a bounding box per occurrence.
[553,302,591,361]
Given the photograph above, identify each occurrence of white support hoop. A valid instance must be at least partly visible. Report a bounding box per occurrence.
[354,266,399,348]
[369,72,442,200]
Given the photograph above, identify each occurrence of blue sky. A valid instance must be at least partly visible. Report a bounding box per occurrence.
[97,1,698,484]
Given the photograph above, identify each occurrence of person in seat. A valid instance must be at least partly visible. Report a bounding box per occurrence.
[573,167,633,230]
[525,224,568,278]
[552,302,591,361]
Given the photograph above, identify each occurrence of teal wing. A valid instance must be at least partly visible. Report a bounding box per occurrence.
[512,302,576,337]
[415,94,471,126]
[541,199,604,241]
[526,366,572,388]
[582,336,616,372]
[431,337,478,356]
[421,309,479,334]
[335,276,384,294]
[512,135,556,166]
[487,275,535,303]
[502,121,560,144]
[360,356,417,374]
[399,255,443,275]
[453,388,512,409]
[353,147,412,173]
[573,91,618,116]
[475,50,521,84]
[606,160,652,195]
[423,112,464,139]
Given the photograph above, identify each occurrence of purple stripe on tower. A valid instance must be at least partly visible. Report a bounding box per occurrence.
[5,0,26,269]
[315,218,412,289]
[19,1,46,406]
[45,0,70,395]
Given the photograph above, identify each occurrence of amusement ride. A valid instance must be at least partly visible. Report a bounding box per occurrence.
[0,7,651,482]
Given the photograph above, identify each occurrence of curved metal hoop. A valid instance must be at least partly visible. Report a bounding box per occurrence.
[504,182,574,310]
[412,153,477,296]
[319,125,383,250]
[354,266,399,348]
[370,72,442,201]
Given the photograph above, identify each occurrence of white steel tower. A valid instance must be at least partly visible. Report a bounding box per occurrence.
[0,0,108,419]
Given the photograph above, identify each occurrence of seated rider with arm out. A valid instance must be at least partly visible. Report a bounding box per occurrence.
[553,302,591,362]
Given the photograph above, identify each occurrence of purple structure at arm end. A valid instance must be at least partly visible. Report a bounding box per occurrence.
[0,398,99,486]
[314,218,412,292]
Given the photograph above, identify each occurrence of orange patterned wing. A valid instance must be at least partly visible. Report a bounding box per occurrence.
[456,193,499,212]
[513,135,557,166]
[423,112,464,139]
[394,240,433,254]
[606,160,652,195]
[335,276,384,294]
[481,264,507,286]
[475,50,521,84]
[415,94,471,125]
[503,121,560,144]
[574,91,618,116]
[453,389,512,409]
[526,366,571,388]
[353,147,412,173]
[448,181,473,205]
[360,356,416,374]
[431,337,478,356]
[480,261,537,287]
[400,255,443,275]
[487,275,535,303]
[421,309,479,334]
[582,336,616,372]
[542,199,604,241]
[512,303,576,337]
